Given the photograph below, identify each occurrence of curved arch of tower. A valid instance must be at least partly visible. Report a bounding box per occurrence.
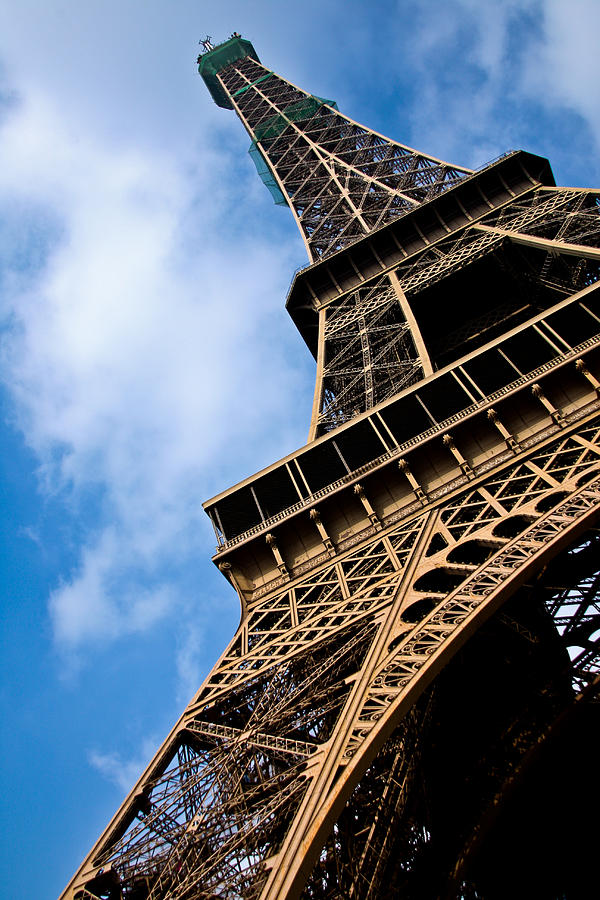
[62,35,600,900]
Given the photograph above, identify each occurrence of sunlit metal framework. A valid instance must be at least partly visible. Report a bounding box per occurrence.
[62,35,600,900]
[216,54,470,262]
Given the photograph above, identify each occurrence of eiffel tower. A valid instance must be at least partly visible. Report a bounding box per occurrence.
[63,35,600,900]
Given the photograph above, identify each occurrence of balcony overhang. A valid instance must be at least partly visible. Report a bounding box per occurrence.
[286,150,555,359]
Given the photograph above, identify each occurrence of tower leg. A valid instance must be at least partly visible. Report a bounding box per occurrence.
[62,417,600,899]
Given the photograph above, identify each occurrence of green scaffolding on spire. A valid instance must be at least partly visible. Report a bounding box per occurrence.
[253,96,338,143]
[198,36,260,109]
[248,142,287,206]
[249,95,338,205]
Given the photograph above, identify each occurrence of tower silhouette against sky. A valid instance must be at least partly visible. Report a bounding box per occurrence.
[63,35,600,899]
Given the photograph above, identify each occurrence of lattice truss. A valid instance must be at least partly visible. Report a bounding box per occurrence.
[216,55,470,261]
[313,187,600,434]
[395,187,600,297]
[78,420,600,900]
[318,275,422,431]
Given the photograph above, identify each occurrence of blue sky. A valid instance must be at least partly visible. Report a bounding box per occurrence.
[0,1,599,897]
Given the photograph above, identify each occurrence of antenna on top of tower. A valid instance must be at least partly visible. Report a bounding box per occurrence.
[199,36,214,53]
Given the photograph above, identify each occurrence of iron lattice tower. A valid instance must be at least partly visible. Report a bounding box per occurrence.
[63,36,600,900]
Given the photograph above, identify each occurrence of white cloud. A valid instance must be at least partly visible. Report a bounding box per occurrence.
[524,0,600,145]
[89,735,160,795]
[175,623,205,706]
[398,0,525,165]
[48,527,176,646]
[398,0,600,170]
[0,86,311,658]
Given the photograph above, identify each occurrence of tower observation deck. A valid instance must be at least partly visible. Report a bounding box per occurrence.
[63,35,600,900]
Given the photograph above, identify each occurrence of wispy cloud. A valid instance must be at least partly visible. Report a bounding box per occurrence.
[89,735,160,795]
[395,0,600,174]
[175,623,205,706]
[0,86,311,661]
[48,528,176,646]
[523,0,600,145]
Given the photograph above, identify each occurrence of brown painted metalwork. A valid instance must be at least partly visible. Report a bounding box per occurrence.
[61,35,600,900]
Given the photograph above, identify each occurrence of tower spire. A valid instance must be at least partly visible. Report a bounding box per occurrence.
[198,35,471,261]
